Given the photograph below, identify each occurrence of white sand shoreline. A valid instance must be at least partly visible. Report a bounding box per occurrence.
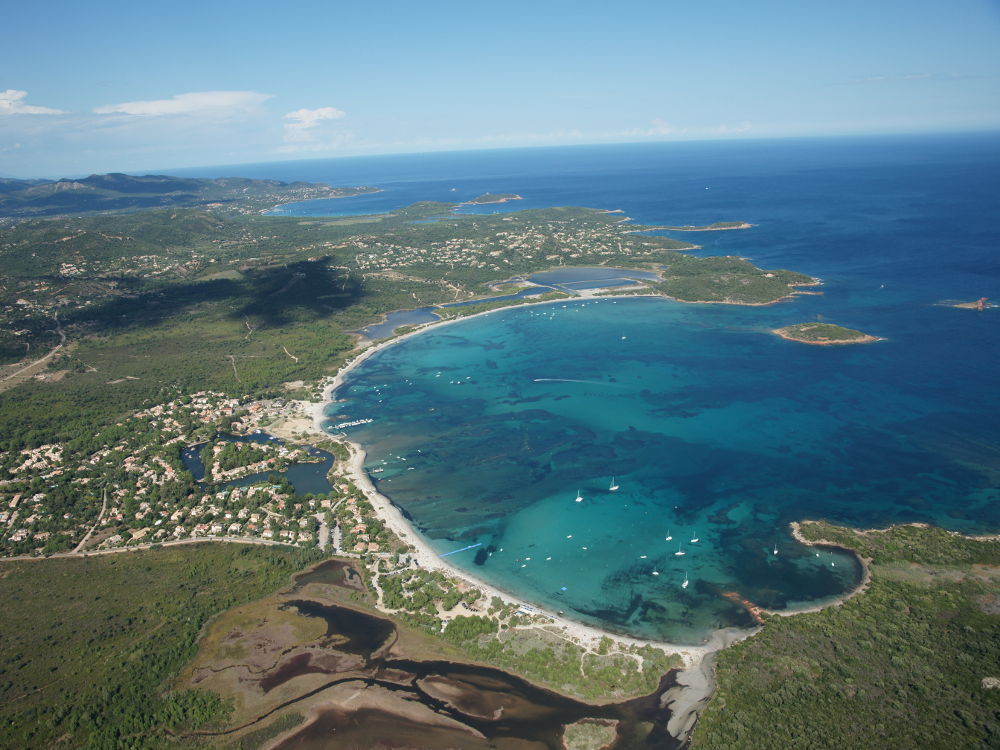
[297,290,859,668]
[302,295,738,666]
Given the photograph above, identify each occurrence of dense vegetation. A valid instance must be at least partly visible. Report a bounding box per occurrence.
[209,441,269,472]
[690,522,1000,749]
[0,543,323,748]
[655,254,815,304]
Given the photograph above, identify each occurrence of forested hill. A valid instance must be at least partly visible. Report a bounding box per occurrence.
[0,173,379,218]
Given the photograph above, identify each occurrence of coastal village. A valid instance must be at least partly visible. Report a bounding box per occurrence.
[0,392,341,556]
[343,212,682,276]
[0,379,699,673]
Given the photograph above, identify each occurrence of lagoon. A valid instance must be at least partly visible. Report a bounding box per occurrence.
[181,433,334,496]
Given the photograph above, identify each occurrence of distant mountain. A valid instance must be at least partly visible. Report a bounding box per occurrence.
[0,177,50,195]
[0,173,379,217]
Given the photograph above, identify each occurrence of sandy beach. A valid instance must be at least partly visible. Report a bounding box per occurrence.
[341,440,720,666]
[301,296,734,667]
[296,293,868,670]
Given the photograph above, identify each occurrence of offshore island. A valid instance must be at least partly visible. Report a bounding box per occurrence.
[772,322,879,345]
[0,174,996,749]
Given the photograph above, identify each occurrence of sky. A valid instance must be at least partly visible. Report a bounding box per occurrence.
[2,0,1000,177]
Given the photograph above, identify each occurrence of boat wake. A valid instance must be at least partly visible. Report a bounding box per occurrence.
[533,378,621,386]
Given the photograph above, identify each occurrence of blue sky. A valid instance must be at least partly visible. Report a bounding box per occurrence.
[3,0,999,177]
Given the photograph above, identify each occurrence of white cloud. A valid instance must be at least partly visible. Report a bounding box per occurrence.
[94,90,272,116]
[282,106,346,143]
[710,121,752,135]
[615,119,752,140]
[618,119,686,138]
[0,90,65,116]
[416,128,587,147]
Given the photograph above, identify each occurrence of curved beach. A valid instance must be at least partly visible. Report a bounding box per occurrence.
[303,292,870,665]
[309,297,726,665]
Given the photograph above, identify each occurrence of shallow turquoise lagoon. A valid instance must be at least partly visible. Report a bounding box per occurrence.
[327,296,998,643]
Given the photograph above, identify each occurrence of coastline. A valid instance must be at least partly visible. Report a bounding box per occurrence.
[306,294,727,666]
[261,187,384,215]
[340,440,720,666]
[456,194,523,206]
[299,290,856,665]
[771,520,874,616]
[648,222,754,232]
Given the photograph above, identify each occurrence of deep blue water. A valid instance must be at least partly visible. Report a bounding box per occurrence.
[176,134,1000,642]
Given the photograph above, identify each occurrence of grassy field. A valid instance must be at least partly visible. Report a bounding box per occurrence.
[689,522,1000,749]
[0,543,323,749]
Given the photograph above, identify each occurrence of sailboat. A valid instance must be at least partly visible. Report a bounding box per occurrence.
[674,542,686,557]
[575,489,583,503]
[690,531,699,543]
[773,544,778,556]
[682,571,689,589]
[664,530,673,541]
[609,476,619,492]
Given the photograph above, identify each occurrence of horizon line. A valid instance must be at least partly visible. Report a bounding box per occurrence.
[8,128,1000,182]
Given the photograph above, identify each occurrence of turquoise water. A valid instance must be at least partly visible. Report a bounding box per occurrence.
[193,134,1000,643]
[327,294,995,643]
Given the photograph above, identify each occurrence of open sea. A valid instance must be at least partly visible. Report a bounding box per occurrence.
[179,134,1000,643]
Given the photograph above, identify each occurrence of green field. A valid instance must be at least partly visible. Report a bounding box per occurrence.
[0,544,323,749]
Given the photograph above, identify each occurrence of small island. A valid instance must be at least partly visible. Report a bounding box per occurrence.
[772,322,878,345]
[462,192,523,205]
[942,296,993,311]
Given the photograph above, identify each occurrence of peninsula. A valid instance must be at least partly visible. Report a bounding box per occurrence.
[461,192,523,205]
[690,522,1000,749]
[655,221,753,231]
[942,296,994,311]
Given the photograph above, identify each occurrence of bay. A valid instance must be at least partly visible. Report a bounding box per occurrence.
[181,134,1000,642]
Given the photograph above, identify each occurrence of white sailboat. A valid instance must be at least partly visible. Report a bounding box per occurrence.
[690,531,699,543]
[674,542,685,557]
[575,489,583,503]
[664,530,673,541]
[773,544,778,556]
[682,571,689,589]
[609,476,619,492]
